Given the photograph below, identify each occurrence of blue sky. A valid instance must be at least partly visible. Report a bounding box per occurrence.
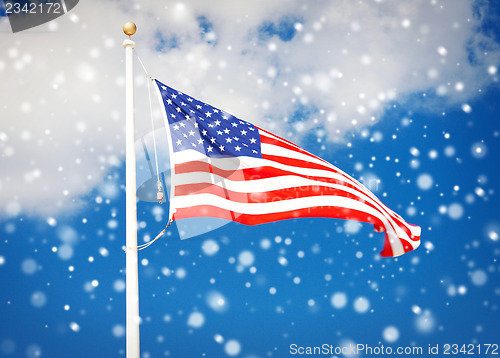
[1,1,500,357]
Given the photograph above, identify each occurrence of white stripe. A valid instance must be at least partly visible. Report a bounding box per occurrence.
[173,193,407,256]
[261,143,335,169]
[172,150,349,183]
[259,129,311,155]
[176,172,345,193]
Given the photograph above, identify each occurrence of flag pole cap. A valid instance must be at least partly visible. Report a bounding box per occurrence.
[123,21,137,36]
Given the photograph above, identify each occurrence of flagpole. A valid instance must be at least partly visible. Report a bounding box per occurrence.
[123,21,140,358]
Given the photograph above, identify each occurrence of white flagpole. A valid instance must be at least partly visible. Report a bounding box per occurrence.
[123,21,140,358]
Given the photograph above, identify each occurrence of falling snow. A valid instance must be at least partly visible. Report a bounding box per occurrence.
[0,0,499,357]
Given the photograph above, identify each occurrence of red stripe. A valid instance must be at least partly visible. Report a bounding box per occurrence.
[262,153,341,174]
[174,204,382,226]
[175,183,385,217]
[174,161,359,191]
[258,127,332,165]
[172,205,419,256]
[259,132,325,163]
[176,182,250,202]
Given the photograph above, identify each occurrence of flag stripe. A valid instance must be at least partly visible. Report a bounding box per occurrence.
[175,172,367,196]
[174,203,383,227]
[259,127,331,165]
[259,131,329,165]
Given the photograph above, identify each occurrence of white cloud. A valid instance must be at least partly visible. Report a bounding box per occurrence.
[0,0,499,217]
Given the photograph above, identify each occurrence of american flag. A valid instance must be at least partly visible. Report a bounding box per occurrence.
[154,79,421,257]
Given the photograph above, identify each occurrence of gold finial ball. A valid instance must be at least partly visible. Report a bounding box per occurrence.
[123,21,137,36]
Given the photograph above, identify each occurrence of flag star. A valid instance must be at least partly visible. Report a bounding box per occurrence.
[252,149,257,153]
[223,128,230,134]
[188,130,195,136]
[162,86,167,90]
[179,122,186,127]
[172,94,177,99]
[210,137,216,144]
[183,133,188,139]
[241,130,247,135]
[191,142,197,147]
[231,122,238,127]
[196,105,202,109]
[181,102,187,106]
[176,139,182,146]
[217,130,223,136]
[208,123,214,128]
[170,113,176,118]
[235,145,241,151]
[201,129,208,136]
[189,109,195,114]
[226,137,233,143]
[219,145,225,151]
[207,146,213,152]
[173,124,179,130]
[194,122,199,128]
[187,98,193,102]
[213,109,219,113]
[167,99,172,105]
[222,115,228,120]
[176,107,181,112]
[205,112,212,118]
[233,137,239,142]
[250,138,257,144]
[197,139,203,144]
[214,120,221,126]
[249,127,255,131]
[185,115,191,120]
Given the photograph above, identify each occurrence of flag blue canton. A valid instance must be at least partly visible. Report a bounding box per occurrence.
[155,79,262,159]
